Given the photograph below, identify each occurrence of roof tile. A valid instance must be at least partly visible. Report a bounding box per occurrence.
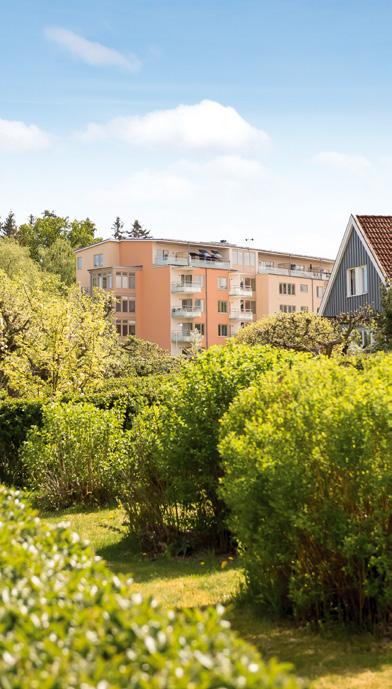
[355,215,392,281]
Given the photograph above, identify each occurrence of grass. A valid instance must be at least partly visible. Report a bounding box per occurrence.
[45,505,392,689]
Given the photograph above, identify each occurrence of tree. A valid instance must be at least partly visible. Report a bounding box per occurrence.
[0,211,18,239]
[68,217,97,248]
[126,219,151,239]
[376,284,392,350]
[39,237,76,285]
[0,239,39,281]
[112,216,125,240]
[18,212,69,260]
[236,309,376,357]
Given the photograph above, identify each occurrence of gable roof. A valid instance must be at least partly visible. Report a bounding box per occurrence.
[319,213,390,314]
[355,215,392,281]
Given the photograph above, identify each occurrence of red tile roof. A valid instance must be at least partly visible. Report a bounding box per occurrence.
[355,215,392,281]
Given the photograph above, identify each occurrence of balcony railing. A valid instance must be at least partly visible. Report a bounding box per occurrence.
[171,330,197,343]
[258,265,331,280]
[172,306,203,318]
[229,285,253,297]
[229,309,254,321]
[171,281,202,293]
[155,253,230,269]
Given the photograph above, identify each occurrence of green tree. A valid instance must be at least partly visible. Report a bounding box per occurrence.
[376,284,392,350]
[39,237,76,285]
[68,217,97,248]
[127,219,151,238]
[112,216,125,240]
[0,210,18,239]
[0,238,39,281]
[18,212,69,260]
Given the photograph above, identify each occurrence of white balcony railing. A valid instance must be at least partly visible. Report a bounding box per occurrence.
[155,253,229,269]
[171,281,202,294]
[258,265,331,280]
[229,285,253,297]
[172,306,202,318]
[229,310,254,321]
[171,331,196,343]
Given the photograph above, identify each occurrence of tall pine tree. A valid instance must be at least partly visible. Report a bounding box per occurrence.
[0,210,18,238]
[112,216,125,240]
[127,219,151,239]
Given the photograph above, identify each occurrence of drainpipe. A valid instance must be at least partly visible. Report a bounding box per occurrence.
[205,267,208,348]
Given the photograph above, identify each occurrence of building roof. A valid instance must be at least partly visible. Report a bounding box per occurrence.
[75,236,333,264]
[355,215,392,281]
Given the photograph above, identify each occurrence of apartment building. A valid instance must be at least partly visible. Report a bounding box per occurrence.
[75,238,333,354]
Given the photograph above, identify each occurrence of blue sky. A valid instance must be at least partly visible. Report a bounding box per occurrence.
[1,0,392,256]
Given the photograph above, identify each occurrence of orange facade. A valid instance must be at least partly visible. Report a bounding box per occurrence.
[75,239,333,353]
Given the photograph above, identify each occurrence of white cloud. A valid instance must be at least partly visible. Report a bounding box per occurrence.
[315,151,371,174]
[0,119,51,152]
[45,27,140,72]
[78,100,270,151]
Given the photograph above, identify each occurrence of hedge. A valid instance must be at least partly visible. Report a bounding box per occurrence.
[0,487,306,689]
[219,354,392,624]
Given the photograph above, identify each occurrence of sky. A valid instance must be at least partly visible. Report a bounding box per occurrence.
[1,0,392,258]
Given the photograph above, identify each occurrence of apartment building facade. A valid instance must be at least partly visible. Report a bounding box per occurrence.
[75,239,333,354]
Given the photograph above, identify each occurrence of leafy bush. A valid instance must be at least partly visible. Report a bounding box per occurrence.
[0,399,43,486]
[120,343,302,550]
[22,402,129,508]
[118,336,181,376]
[0,487,306,689]
[235,312,340,353]
[219,354,392,624]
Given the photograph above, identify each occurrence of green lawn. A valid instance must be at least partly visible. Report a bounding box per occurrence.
[45,506,392,689]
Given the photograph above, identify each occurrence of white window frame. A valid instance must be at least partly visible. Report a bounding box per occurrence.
[93,253,103,268]
[346,265,368,297]
[77,256,83,270]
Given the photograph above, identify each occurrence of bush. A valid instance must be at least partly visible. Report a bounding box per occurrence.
[0,399,43,486]
[21,402,129,508]
[219,354,392,624]
[0,487,306,689]
[120,343,303,551]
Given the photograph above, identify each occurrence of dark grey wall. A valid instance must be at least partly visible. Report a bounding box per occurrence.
[323,226,383,316]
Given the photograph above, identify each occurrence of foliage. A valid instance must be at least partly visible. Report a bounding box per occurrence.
[0,271,120,398]
[120,343,301,551]
[112,215,125,240]
[39,236,76,285]
[68,217,98,248]
[22,402,128,508]
[236,310,376,356]
[0,399,43,486]
[127,218,151,238]
[0,210,18,238]
[376,284,392,350]
[17,211,69,260]
[0,487,305,689]
[219,354,392,624]
[118,336,181,377]
[0,238,40,281]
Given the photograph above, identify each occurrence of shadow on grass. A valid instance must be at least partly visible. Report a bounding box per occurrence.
[229,604,392,686]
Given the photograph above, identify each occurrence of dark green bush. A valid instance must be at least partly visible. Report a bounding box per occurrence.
[120,343,303,550]
[0,399,43,486]
[219,354,392,624]
[0,487,306,689]
[21,402,129,509]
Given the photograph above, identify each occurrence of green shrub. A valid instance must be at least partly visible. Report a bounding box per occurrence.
[120,343,303,550]
[0,487,306,689]
[219,354,392,624]
[21,402,129,508]
[0,399,43,486]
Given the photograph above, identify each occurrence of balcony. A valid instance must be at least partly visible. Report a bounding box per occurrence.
[172,306,203,318]
[171,330,197,343]
[229,285,253,297]
[155,252,230,270]
[229,309,254,321]
[258,265,331,280]
[171,281,202,294]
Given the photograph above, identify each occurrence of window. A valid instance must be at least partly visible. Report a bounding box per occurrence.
[93,253,103,267]
[218,324,228,337]
[346,265,368,297]
[301,306,309,312]
[195,323,205,335]
[300,284,308,293]
[316,286,325,299]
[116,320,136,337]
[217,277,227,289]
[280,305,296,313]
[77,256,83,270]
[259,260,274,268]
[115,272,136,289]
[279,283,296,295]
[117,298,136,313]
[218,300,228,313]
